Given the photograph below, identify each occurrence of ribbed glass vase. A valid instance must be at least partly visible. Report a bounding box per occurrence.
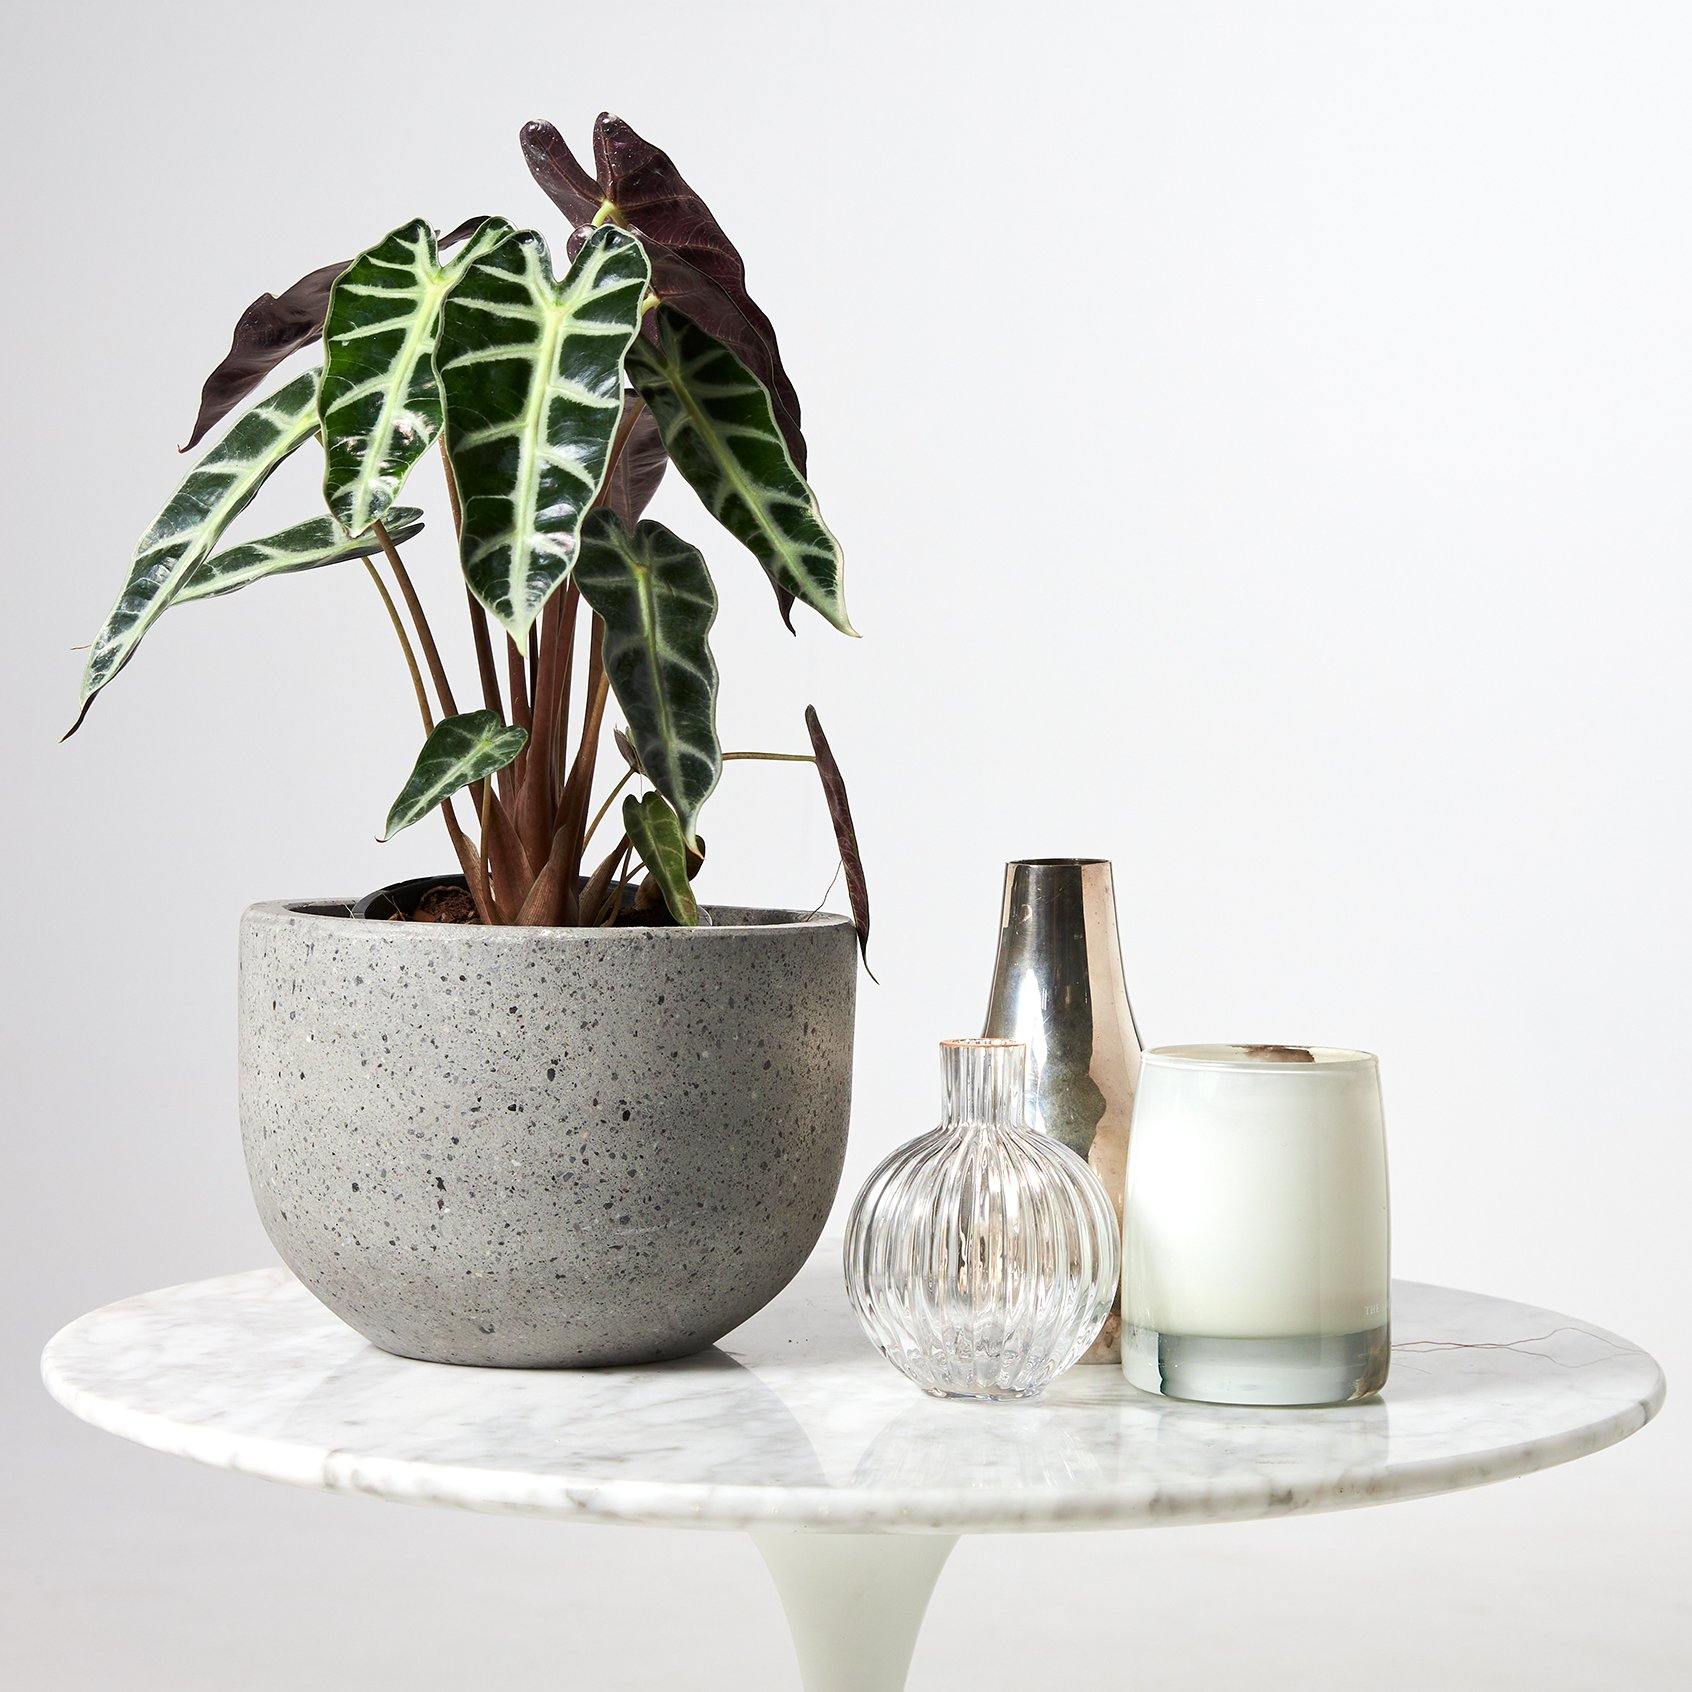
[844,1039,1120,1401]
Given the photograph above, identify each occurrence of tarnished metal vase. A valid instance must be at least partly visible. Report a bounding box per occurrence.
[982,859,1144,1362]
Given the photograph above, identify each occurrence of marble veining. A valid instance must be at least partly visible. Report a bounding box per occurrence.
[41,1253,1664,1534]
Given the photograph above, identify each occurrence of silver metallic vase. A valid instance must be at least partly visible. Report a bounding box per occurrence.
[983,859,1144,1362]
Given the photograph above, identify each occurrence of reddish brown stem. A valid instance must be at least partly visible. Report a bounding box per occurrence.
[376,514,525,909]
[581,764,636,853]
[375,522,458,720]
[442,799,497,925]
[506,636,532,734]
[362,560,433,734]
[595,842,636,925]
[553,627,610,925]
[550,588,581,796]
[516,622,608,927]
[504,633,533,839]
[448,443,513,816]
[579,833,631,926]
[466,592,504,715]
[466,592,518,816]
[520,587,577,871]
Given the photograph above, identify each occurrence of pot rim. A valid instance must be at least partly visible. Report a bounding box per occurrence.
[243,897,854,941]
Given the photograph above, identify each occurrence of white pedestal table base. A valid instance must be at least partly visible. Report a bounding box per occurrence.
[752,1531,957,1692]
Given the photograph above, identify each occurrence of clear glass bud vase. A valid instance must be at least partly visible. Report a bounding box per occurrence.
[844,1039,1120,1401]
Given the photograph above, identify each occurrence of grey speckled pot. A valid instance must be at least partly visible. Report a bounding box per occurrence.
[239,899,856,1367]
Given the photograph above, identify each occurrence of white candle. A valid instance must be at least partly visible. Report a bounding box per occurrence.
[1121,1045,1390,1405]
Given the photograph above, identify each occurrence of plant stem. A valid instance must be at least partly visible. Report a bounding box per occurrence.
[549,585,581,797]
[722,751,817,763]
[466,591,504,716]
[520,392,641,891]
[504,633,533,838]
[466,590,517,814]
[478,775,495,874]
[578,832,630,926]
[375,520,458,721]
[521,620,608,926]
[581,765,636,851]
[442,442,465,531]
[362,560,433,732]
[373,513,521,910]
[362,558,499,917]
[442,799,498,925]
[558,627,611,923]
[435,443,511,922]
[521,588,576,870]
[595,840,636,925]
[446,440,514,810]
[506,636,532,734]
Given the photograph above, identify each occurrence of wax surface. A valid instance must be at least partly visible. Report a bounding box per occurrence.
[1123,1052,1390,1338]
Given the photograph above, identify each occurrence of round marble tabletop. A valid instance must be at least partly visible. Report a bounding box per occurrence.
[41,1254,1663,1536]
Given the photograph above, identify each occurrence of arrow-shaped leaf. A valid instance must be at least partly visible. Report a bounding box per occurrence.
[174,507,425,605]
[382,709,529,840]
[621,791,700,926]
[70,370,321,732]
[435,226,651,640]
[521,115,808,470]
[628,306,851,637]
[318,217,514,535]
[183,216,494,452]
[574,512,720,845]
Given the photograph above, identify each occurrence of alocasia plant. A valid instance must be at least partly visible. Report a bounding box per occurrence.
[70,115,870,957]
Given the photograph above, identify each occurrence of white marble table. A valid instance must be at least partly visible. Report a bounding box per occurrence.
[42,1259,1664,1691]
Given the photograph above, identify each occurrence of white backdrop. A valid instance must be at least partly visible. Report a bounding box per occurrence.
[3,2,1686,1686]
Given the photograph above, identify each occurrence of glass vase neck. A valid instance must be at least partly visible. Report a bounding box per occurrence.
[940,1039,1028,1128]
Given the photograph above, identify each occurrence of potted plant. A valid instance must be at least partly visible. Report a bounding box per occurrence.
[68,114,872,1368]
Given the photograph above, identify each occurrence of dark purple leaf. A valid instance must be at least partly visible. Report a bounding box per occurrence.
[596,394,668,525]
[180,258,342,452]
[642,246,808,476]
[804,705,873,978]
[593,116,806,468]
[519,121,602,227]
[181,216,495,452]
[520,115,808,474]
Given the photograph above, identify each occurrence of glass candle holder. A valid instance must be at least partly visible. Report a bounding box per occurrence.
[1122,1045,1391,1406]
[844,1039,1119,1401]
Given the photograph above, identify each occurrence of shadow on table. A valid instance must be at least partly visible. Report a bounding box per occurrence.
[274,1335,832,1489]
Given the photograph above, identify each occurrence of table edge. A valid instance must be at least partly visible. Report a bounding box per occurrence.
[39,1272,1667,1536]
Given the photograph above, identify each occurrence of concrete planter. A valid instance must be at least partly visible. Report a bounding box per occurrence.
[239,898,856,1367]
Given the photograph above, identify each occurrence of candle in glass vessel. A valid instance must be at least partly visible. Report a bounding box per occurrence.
[1122,1044,1390,1406]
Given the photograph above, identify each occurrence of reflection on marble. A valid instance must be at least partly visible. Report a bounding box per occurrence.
[41,1255,1663,1534]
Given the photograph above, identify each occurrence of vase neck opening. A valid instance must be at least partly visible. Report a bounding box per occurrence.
[940,1038,1027,1128]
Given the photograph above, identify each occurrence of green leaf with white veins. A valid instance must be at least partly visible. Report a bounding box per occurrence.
[621,791,700,926]
[318,217,513,535]
[627,305,853,636]
[382,709,529,840]
[69,369,320,734]
[171,508,424,605]
[435,225,650,640]
[574,512,720,845]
